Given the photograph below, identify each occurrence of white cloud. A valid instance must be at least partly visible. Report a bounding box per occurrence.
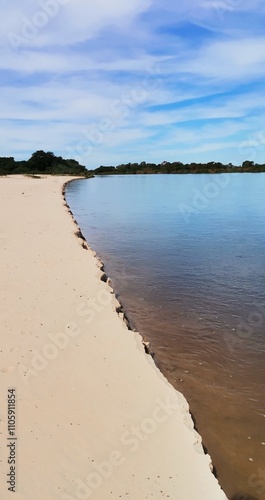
[177,37,265,81]
[140,90,265,129]
[1,0,152,48]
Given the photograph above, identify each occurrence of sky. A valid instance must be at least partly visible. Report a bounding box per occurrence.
[1,0,265,168]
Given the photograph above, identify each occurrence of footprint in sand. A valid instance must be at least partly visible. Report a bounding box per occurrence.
[9,347,20,353]
[1,366,14,374]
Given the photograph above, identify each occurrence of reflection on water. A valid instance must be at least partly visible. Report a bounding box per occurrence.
[66,174,265,500]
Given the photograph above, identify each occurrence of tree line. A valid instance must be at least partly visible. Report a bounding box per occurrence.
[1,152,265,177]
[0,150,92,177]
[93,160,265,175]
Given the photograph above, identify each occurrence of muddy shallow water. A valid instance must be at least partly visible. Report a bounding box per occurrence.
[66,173,265,499]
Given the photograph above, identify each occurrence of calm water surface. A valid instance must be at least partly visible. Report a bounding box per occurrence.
[66,174,265,500]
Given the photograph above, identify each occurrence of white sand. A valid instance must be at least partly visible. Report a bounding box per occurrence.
[0,175,227,500]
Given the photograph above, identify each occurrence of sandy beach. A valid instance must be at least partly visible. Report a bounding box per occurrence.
[0,175,227,500]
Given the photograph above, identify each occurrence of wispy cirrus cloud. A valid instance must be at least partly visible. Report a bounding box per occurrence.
[1,0,152,47]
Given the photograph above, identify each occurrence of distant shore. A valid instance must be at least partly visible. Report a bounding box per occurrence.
[0,175,227,499]
[92,160,265,175]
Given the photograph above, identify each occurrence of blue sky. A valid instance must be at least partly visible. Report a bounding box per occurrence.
[1,0,265,168]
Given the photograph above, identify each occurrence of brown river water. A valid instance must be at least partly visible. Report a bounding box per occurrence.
[66,173,265,499]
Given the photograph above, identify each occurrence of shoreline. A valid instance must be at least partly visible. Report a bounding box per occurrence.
[63,178,227,493]
[62,180,147,343]
[63,178,220,475]
[0,175,227,499]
